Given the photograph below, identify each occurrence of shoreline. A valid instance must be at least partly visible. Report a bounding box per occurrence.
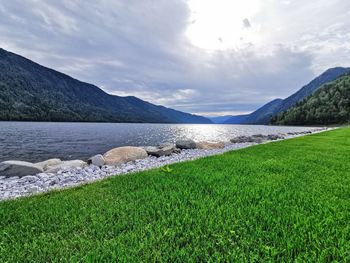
[0,122,321,163]
[0,128,331,201]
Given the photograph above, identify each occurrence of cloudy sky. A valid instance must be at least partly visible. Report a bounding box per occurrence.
[1,0,349,116]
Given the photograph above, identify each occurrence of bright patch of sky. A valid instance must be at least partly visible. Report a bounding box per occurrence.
[0,0,349,116]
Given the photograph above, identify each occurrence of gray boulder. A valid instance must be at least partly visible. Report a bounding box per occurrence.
[103,146,148,165]
[250,134,269,143]
[35,158,62,171]
[176,139,197,149]
[0,161,43,177]
[267,134,285,140]
[144,146,158,153]
[173,148,182,154]
[231,134,281,144]
[230,136,255,143]
[248,136,262,143]
[145,144,175,157]
[46,160,87,173]
[196,141,225,150]
[87,154,105,167]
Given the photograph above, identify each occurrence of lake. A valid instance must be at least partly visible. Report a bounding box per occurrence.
[0,122,319,162]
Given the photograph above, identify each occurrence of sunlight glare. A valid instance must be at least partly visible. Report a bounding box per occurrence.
[186,0,261,50]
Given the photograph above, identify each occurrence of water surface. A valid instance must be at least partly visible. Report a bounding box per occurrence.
[0,122,318,162]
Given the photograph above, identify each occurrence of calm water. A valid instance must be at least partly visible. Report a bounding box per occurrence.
[0,122,318,162]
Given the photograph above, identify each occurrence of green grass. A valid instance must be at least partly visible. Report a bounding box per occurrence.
[1,128,350,262]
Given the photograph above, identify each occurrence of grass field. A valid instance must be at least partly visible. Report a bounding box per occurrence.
[1,128,350,262]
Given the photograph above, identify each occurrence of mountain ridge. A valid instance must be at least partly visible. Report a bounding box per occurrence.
[224,67,350,124]
[208,115,235,124]
[0,48,211,124]
[272,73,350,125]
[222,114,250,124]
[236,99,283,125]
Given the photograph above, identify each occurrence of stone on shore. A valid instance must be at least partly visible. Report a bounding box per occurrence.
[176,139,197,149]
[230,134,285,144]
[87,154,105,167]
[46,160,87,173]
[35,158,62,171]
[173,148,182,154]
[267,134,285,140]
[250,135,263,142]
[103,146,148,165]
[230,136,257,143]
[144,144,175,157]
[0,161,43,177]
[196,141,225,150]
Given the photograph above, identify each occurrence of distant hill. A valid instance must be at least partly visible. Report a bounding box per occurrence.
[224,67,350,125]
[237,99,283,125]
[222,114,249,124]
[208,115,234,124]
[271,73,350,125]
[0,48,211,124]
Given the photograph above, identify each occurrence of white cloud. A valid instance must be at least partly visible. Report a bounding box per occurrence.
[0,0,349,115]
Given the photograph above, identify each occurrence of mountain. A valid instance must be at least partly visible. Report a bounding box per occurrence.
[276,67,350,114]
[227,67,350,125]
[235,99,283,125]
[208,115,234,124]
[272,73,350,125]
[0,48,211,124]
[222,114,250,124]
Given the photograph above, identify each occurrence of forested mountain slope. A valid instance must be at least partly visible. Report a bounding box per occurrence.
[0,48,211,123]
[272,74,350,125]
[224,67,350,125]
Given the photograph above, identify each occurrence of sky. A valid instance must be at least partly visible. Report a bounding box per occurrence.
[0,0,350,116]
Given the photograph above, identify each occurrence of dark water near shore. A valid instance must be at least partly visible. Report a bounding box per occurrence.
[0,122,318,162]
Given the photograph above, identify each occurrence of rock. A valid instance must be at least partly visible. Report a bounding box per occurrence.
[159,144,176,155]
[252,134,264,138]
[145,144,175,157]
[250,135,268,143]
[159,142,173,148]
[144,146,158,153]
[267,134,284,140]
[87,154,105,167]
[196,141,225,150]
[173,148,181,154]
[46,160,87,174]
[230,136,255,143]
[230,134,285,144]
[0,161,43,177]
[103,146,148,165]
[176,139,197,149]
[35,158,62,171]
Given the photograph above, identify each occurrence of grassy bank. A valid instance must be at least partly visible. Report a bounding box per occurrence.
[1,128,350,262]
